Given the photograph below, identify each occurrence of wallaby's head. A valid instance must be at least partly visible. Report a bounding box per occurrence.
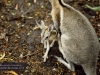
[36,20,57,43]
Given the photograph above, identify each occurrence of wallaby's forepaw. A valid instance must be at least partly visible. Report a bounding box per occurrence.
[43,54,48,62]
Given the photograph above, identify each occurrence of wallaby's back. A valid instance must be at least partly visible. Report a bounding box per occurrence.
[56,0,100,75]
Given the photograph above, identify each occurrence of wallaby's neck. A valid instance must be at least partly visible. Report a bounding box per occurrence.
[50,0,60,8]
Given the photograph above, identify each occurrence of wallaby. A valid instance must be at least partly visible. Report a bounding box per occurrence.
[49,0,60,32]
[49,0,100,75]
[36,20,58,62]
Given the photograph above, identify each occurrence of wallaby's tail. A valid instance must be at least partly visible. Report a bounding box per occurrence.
[58,0,71,9]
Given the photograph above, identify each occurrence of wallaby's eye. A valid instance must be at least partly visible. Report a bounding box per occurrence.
[46,36,48,39]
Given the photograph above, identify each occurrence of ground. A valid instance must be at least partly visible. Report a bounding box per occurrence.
[0,0,100,75]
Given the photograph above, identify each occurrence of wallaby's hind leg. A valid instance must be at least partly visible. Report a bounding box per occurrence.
[55,56,75,71]
[82,62,97,75]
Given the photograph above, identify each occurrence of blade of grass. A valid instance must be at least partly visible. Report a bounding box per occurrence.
[86,4,100,11]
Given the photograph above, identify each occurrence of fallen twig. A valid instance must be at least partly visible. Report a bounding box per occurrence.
[33,26,40,30]
[0,51,5,60]
[5,71,18,75]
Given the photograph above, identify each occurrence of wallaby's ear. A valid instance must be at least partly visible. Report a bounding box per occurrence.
[49,0,51,3]
[48,25,54,32]
[51,25,54,30]
[41,20,45,28]
[50,30,57,36]
[35,20,45,29]
[35,20,42,29]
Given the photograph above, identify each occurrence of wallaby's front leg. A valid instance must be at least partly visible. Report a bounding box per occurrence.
[54,56,75,71]
[43,40,47,48]
[43,40,50,62]
[50,39,56,47]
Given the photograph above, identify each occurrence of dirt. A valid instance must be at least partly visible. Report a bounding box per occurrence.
[0,0,100,75]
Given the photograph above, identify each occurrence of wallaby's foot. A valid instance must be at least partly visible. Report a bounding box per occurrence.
[82,63,97,75]
[54,56,64,63]
[54,56,75,71]
[43,54,48,62]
